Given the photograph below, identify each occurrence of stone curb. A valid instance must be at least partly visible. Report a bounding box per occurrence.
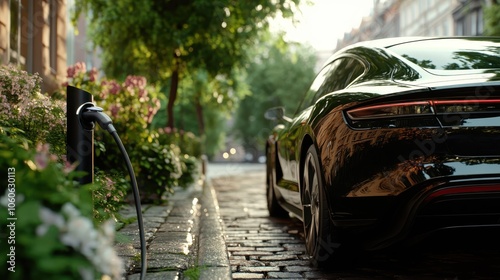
[115,168,232,279]
[116,181,203,279]
[197,178,232,279]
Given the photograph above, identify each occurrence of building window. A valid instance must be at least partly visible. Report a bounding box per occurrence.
[456,20,464,36]
[471,10,477,35]
[49,0,58,72]
[477,9,483,35]
[9,0,24,65]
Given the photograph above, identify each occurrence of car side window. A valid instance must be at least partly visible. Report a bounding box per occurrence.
[295,57,365,114]
[314,57,365,100]
[295,63,334,113]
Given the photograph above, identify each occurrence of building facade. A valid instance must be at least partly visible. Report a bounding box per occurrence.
[399,0,457,37]
[335,0,491,51]
[453,0,486,36]
[1,0,67,93]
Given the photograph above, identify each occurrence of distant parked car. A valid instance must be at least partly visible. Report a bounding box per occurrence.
[265,37,500,267]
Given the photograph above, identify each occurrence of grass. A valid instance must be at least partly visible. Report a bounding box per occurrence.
[183,265,206,280]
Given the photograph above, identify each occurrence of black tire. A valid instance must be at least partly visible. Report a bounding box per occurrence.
[266,148,289,218]
[302,145,343,267]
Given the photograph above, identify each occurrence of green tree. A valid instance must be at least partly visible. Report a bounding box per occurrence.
[232,36,317,161]
[152,67,250,158]
[74,0,303,130]
[484,1,500,36]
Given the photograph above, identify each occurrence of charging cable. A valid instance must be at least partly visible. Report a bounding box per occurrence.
[77,102,147,280]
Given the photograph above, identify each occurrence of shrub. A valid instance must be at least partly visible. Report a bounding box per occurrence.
[93,169,129,223]
[0,65,66,156]
[0,128,123,279]
[136,141,183,203]
[154,128,202,189]
[156,127,203,158]
[178,153,201,188]
[63,62,196,202]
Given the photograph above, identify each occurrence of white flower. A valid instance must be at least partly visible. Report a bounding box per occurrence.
[39,206,65,229]
[61,216,97,256]
[94,244,123,279]
[0,192,7,207]
[36,224,49,236]
[62,202,80,219]
[36,202,123,279]
[79,267,94,280]
[37,206,65,236]
[102,220,116,240]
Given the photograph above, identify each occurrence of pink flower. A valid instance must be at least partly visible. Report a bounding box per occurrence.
[74,62,86,75]
[109,81,121,95]
[67,66,75,78]
[109,104,120,118]
[88,68,98,82]
[34,143,56,170]
[101,80,121,96]
[124,75,147,89]
[66,62,87,78]
[138,89,148,101]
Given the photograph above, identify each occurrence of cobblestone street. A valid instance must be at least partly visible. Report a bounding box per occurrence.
[213,171,319,279]
[114,163,500,279]
[211,164,500,279]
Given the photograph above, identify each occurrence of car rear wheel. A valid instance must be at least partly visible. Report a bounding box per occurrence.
[302,145,342,267]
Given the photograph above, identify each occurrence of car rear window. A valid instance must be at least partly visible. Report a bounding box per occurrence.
[388,38,500,72]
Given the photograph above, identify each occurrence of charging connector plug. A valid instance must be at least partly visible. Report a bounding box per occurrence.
[77,103,116,133]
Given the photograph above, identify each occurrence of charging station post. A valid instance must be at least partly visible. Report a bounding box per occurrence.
[66,86,148,278]
[67,86,94,185]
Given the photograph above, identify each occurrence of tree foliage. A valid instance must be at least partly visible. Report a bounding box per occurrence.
[151,67,250,158]
[483,1,500,36]
[232,35,317,160]
[74,0,303,129]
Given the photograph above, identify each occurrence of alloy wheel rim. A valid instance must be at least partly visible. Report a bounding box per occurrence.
[304,153,320,254]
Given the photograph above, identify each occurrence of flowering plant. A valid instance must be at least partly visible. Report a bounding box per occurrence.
[65,63,161,145]
[0,65,66,155]
[63,62,198,202]
[0,129,123,280]
[93,169,129,223]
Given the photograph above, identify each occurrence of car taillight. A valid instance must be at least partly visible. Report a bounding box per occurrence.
[346,101,433,120]
[347,99,500,120]
[424,184,500,203]
[345,99,500,129]
[432,99,500,113]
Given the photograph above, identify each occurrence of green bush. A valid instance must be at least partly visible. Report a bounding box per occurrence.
[63,62,202,202]
[153,128,202,189]
[94,169,129,223]
[0,64,128,224]
[178,153,201,188]
[155,128,203,158]
[136,141,183,203]
[0,128,123,279]
[0,65,66,156]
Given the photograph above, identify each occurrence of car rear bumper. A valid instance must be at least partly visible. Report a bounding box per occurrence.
[330,160,500,250]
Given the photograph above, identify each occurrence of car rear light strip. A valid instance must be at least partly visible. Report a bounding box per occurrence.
[347,99,500,120]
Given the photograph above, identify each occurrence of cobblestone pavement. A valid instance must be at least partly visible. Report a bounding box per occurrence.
[212,167,500,280]
[113,162,500,279]
[114,174,231,280]
[115,183,202,279]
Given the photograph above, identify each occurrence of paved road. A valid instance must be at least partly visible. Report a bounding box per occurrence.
[209,163,500,279]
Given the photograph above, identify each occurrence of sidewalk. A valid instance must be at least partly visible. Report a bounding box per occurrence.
[115,170,232,279]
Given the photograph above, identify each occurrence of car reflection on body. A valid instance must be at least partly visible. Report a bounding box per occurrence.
[265,37,500,267]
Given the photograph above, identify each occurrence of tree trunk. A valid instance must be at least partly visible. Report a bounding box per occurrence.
[195,94,205,136]
[167,53,180,129]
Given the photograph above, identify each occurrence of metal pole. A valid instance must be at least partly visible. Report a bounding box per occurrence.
[67,86,94,185]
